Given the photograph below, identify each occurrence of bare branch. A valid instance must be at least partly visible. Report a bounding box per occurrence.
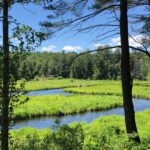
[129,34,149,52]
[130,46,150,58]
[112,7,120,23]
[74,24,119,32]
[96,27,119,38]
[97,32,119,41]
[41,4,120,34]
[64,4,120,25]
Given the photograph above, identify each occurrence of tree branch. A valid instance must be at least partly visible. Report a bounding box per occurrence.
[97,32,119,41]
[130,46,150,58]
[129,34,149,52]
[74,24,119,32]
[94,27,119,40]
[64,4,120,25]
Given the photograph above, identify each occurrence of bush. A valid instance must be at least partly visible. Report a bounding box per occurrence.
[10,124,150,150]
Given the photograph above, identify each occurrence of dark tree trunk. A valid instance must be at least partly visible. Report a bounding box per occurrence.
[120,0,140,142]
[1,0,10,149]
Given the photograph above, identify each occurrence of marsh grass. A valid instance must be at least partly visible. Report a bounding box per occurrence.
[9,79,150,149]
[24,78,150,91]
[14,95,123,120]
[14,79,150,119]
[10,110,150,149]
[24,79,121,91]
[65,83,150,99]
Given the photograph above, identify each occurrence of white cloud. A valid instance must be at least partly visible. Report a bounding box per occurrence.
[110,37,120,45]
[129,35,148,47]
[42,45,56,52]
[62,45,82,52]
[94,43,105,48]
[110,35,148,47]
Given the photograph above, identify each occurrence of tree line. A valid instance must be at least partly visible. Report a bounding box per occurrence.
[8,49,150,81]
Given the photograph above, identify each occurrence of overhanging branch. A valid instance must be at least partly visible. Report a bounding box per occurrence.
[130,46,150,57]
[75,24,119,32]
[63,4,120,26]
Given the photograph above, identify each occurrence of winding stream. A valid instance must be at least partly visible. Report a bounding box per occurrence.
[12,89,150,130]
[27,88,69,96]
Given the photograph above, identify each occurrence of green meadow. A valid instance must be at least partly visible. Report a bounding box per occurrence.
[10,110,150,150]
[14,79,150,119]
[10,79,150,149]
[65,82,150,99]
[15,95,122,120]
[24,78,102,91]
[24,79,150,100]
[24,78,150,91]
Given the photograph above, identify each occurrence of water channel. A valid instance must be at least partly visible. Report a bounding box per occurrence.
[12,89,150,130]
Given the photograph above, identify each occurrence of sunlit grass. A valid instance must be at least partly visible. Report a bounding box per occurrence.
[11,110,150,147]
[14,95,123,119]
[65,82,150,99]
[9,79,150,149]
[24,78,120,91]
[86,109,150,142]
[24,78,150,91]
[14,79,150,119]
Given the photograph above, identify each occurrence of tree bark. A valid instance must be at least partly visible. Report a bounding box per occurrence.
[120,0,140,142]
[1,0,10,149]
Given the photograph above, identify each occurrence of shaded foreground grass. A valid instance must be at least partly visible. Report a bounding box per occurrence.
[14,95,123,120]
[10,110,150,150]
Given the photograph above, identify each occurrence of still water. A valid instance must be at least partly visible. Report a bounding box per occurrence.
[27,88,69,96]
[13,98,150,130]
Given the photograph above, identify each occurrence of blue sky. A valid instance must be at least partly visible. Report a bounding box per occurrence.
[0,2,148,53]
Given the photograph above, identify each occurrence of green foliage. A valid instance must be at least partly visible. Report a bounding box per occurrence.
[140,14,150,36]
[71,53,94,79]
[47,124,84,150]
[9,110,150,150]
[0,23,45,129]
[9,50,150,81]
[11,133,41,150]
[0,53,2,79]
[92,49,121,80]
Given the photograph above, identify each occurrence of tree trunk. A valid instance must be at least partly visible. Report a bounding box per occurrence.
[1,0,10,149]
[120,0,140,142]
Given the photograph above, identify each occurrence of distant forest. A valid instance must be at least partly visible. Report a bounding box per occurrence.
[2,48,150,81]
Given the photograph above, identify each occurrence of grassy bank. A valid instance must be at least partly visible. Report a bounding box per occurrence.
[14,95,123,120]
[14,79,150,119]
[24,79,150,99]
[65,83,150,99]
[10,110,150,150]
[8,79,150,149]
[23,78,150,91]
[24,79,106,91]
